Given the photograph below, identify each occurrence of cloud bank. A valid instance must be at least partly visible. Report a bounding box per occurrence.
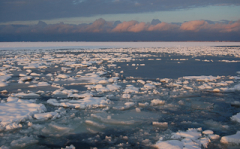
[1,19,240,41]
[1,0,240,22]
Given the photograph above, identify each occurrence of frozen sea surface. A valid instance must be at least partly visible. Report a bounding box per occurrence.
[0,42,240,149]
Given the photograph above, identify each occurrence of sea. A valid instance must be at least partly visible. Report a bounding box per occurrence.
[0,42,240,149]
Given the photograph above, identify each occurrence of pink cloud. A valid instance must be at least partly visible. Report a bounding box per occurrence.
[180,20,240,32]
[1,19,240,36]
[180,20,208,31]
[111,21,139,32]
[148,22,179,31]
[84,18,113,32]
[112,21,179,32]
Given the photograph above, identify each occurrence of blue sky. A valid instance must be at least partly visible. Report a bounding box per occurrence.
[0,0,240,41]
[29,5,239,25]
[1,0,240,24]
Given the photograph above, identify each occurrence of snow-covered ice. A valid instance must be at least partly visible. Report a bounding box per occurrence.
[0,97,46,130]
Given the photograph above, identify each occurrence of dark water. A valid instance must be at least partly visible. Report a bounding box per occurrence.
[115,55,240,79]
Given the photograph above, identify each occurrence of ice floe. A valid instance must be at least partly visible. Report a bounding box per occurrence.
[220,131,240,145]
[155,128,214,149]
[183,75,220,82]
[0,98,46,130]
[231,112,240,123]
[10,136,38,148]
[47,96,110,109]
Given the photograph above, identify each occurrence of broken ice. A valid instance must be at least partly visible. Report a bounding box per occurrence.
[0,42,240,148]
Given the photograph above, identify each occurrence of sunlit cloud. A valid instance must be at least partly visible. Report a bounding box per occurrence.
[180,20,240,32]
[1,19,240,34]
[1,18,240,41]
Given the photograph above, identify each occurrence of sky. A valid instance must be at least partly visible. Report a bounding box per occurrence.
[0,0,240,41]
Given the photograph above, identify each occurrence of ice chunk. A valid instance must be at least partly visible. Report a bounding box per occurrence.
[151,99,165,106]
[23,64,39,69]
[204,120,229,130]
[0,82,7,87]
[29,82,50,87]
[123,85,139,93]
[91,114,135,125]
[79,73,104,84]
[0,74,12,82]
[61,144,76,149]
[135,108,141,112]
[152,122,168,127]
[10,136,38,148]
[231,112,240,123]
[231,101,240,106]
[41,123,73,136]
[108,77,119,83]
[137,80,145,84]
[124,102,135,107]
[209,134,220,140]
[85,120,105,129]
[220,131,240,145]
[122,93,131,99]
[11,92,40,99]
[213,88,220,92]
[0,99,46,129]
[182,85,192,90]
[68,92,93,98]
[30,72,41,76]
[47,96,110,109]
[202,130,214,135]
[142,83,156,90]
[5,122,22,130]
[154,140,183,149]
[138,102,149,107]
[18,76,33,83]
[200,137,210,148]
[155,128,213,149]
[160,78,170,83]
[46,73,53,77]
[106,84,121,91]
[198,83,212,90]
[183,75,220,82]
[107,64,117,67]
[98,80,108,84]
[171,128,202,140]
[94,84,103,89]
[33,112,59,120]
[231,83,240,91]
[57,74,69,79]
[0,145,9,149]
[6,97,19,102]
[37,82,50,86]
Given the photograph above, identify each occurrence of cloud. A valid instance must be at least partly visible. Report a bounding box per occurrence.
[112,21,143,32]
[180,20,208,31]
[84,18,114,32]
[1,0,240,22]
[148,22,179,31]
[112,21,179,32]
[1,19,240,34]
[180,20,240,32]
[1,18,240,41]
